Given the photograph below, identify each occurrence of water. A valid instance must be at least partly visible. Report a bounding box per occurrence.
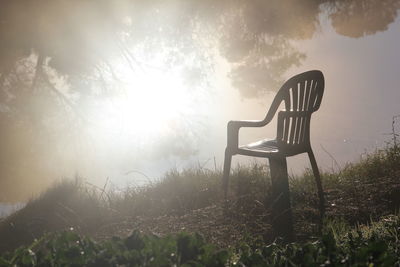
[0,203,24,218]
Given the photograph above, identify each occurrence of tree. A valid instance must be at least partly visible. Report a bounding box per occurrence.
[0,0,399,200]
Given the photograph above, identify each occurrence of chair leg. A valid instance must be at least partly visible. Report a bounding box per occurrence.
[269,157,294,242]
[308,150,325,224]
[222,149,232,200]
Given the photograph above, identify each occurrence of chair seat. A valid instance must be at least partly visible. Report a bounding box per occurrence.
[223,70,325,230]
[237,138,280,157]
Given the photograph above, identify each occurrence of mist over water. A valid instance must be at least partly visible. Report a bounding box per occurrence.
[0,0,400,201]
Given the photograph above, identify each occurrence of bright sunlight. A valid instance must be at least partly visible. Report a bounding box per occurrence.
[87,57,196,143]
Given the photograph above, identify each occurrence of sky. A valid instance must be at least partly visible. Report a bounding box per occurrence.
[164,12,400,175]
[94,11,400,186]
[1,0,400,203]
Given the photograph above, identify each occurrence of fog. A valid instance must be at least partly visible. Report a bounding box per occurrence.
[0,0,399,201]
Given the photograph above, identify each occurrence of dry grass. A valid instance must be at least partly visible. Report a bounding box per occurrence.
[1,145,400,253]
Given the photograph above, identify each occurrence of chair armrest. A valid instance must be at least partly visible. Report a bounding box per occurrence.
[226,120,267,151]
[226,87,283,152]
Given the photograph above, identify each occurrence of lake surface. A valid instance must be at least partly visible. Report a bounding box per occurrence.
[0,203,24,218]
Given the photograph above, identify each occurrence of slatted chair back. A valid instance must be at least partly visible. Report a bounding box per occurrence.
[275,70,324,155]
[222,70,326,237]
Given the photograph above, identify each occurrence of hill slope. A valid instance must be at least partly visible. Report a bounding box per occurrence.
[0,145,400,255]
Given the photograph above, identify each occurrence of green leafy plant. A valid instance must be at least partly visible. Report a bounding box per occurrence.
[2,215,400,266]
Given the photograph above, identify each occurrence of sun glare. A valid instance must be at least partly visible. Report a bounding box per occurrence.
[88,60,194,144]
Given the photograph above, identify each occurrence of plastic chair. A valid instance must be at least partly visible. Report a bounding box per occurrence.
[222,70,325,219]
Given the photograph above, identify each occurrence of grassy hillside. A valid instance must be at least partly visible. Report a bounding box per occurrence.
[0,144,400,264]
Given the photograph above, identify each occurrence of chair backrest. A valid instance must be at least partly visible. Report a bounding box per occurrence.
[275,70,324,155]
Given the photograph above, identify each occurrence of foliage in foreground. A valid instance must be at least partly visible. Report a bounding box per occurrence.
[1,215,400,266]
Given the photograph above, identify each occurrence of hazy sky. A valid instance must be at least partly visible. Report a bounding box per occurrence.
[205,12,400,177]
[106,11,400,185]
[1,0,400,201]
